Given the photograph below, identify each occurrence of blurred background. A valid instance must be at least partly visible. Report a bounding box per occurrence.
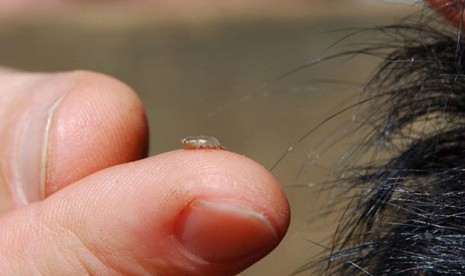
[0,0,421,275]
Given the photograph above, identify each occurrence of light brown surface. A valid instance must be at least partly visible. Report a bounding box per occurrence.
[0,1,420,275]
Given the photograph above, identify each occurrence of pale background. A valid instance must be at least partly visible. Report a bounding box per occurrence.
[0,1,421,275]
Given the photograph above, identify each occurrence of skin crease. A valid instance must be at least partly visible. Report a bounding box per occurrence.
[0,70,290,275]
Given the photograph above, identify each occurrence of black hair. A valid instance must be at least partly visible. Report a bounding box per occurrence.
[294,2,465,275]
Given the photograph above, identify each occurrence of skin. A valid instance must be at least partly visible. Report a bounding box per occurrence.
[0,69,290,275]
[426,0,465,28]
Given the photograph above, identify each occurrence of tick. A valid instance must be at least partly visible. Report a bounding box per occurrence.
[180,135,225,150]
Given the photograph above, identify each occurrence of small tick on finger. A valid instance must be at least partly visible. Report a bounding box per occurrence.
[180,135,226,150]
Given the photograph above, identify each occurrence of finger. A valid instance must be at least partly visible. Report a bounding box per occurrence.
[0,150,290,276]
[0,70,148,210]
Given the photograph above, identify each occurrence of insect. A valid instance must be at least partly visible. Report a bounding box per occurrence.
[180,135,225,150]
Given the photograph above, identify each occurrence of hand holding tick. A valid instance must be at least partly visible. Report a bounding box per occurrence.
[0,69,290,275]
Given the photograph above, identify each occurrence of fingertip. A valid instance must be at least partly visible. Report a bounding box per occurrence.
[147,149,290,239]
[45,70,149,196]
[123,150,290,274]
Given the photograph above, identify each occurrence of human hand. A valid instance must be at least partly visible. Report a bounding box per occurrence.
[0,69,290,275]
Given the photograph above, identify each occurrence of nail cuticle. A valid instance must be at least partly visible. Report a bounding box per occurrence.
[9,94,65,205]
[175,199,278,263]
[39,96,64,200]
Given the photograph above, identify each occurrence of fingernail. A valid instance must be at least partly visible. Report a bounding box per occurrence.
[8,93,65,205]
[175,200,278,263]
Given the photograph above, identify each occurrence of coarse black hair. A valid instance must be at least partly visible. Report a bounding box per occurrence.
[293,1,465,275]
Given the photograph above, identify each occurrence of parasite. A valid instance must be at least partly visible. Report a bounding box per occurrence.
[180,135,225,150]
